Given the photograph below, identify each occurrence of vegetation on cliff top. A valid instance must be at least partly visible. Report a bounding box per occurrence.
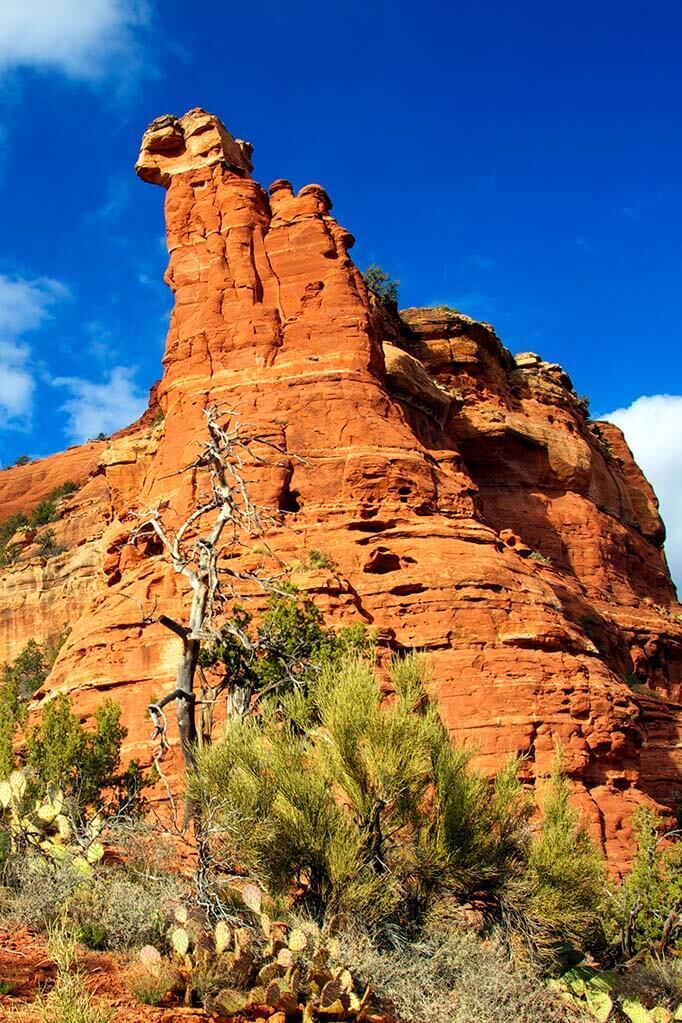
[362,263,400,306]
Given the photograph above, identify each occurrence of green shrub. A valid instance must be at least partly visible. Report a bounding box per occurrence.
[611,806,682,957]
[308,548,335,570]
[193,654,531,929]
[7,638,49,699]
[35,527,67,558]
[0,634,72,780]
[194,654,607,966]
[9,858,84,932]
[0,639,51,777]
[199,591,371,714]
[30,498,59,527]
[13,455,31,467]
[290,548,336,571]
[7,847,178,949]
[362,264,400,306]
[0,482,79,566]
[24,695,138,812]
[0,511,28,567]
[0,541,20,568]
[510,764,608,965]
[50,480,78,499]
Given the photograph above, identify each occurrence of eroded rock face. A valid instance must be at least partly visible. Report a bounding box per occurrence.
[1,110,680,872]
[135,108,253,187]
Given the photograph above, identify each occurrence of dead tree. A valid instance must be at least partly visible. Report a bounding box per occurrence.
[130,406,290,800]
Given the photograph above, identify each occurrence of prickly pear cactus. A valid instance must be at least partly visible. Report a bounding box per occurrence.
[136,900,375,1018]
[0,768,103,873]
[554,967,682,1023]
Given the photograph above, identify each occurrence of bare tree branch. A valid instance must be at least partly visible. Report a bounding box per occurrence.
[159,616,189,642]
[129,405,296,829]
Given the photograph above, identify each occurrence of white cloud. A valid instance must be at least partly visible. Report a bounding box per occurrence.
[0,273,70,424]
[53,366,147,443]
[0,0,153,82]
[601,394,682,591]
[0,340,34,422]
[0,274,69,336]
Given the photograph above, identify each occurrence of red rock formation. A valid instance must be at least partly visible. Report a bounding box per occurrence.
[0,108,680,871]
[0,442,103,520]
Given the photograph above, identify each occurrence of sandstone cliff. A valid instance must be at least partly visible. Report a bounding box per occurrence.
[1,108,680,870]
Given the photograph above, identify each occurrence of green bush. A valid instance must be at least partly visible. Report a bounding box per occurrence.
[0,540,20,567]
[35,527,67,558]
[49,480,78,499]
[0,639,51,777]
[362,264,400,306]
[194,655,531,929]
[25,695,140,812]
[611,805,682,957]
[0,511,28,567]
[13,455,31,467]
[289,548,336,571]
[9,859,85,931]
[506,764,608,965]
[4,816,174,945]
[194,653,607,966]
[199,591,371,715]
[30,498,59,527]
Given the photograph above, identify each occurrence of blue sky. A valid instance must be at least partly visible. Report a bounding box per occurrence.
[0,0,680,586]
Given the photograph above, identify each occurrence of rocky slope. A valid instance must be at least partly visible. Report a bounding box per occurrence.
[0,108,680,870]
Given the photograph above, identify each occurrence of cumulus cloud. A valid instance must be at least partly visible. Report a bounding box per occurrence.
[53,366,147,443]
[0,0,154,83]
[602,394,682,590]
[0,273,70,424]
